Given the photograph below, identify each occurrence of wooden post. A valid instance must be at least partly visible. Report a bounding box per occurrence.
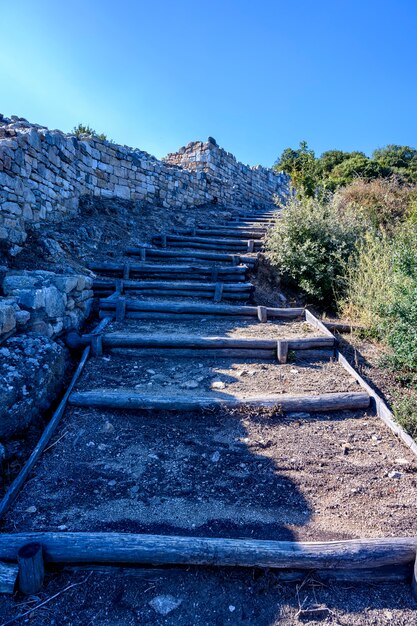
[257,306,268,322]
[277,340,288,364]
[91,334,103,357]
[211,266,218,282]
[161,235,167,248]
[412,552,417,599]
[116,297,126,322]
[123,263,130,280]
[231,255,240,266]
[140,247,146,262]
[247,240,254,252]
[115,279,124,294]
[18,543,44,595]
[214,283,224,303]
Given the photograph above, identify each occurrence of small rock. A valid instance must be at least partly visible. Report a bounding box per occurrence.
[395,458,409,466]
[149,595,182,616]
[229,605,236,613]
[211,451,221,463]
[103,421,114,433]
[236,370,247,377]
[108,479,117,486]
[57,524,68,531]
[146,369,156,375]
[26,506,37,513]
[181,380,199,389]
[211,380,226,390]
[290,368,299,374]
[388,470,402,479]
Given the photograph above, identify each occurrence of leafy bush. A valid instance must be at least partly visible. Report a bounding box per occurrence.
[342,222,417,370]
[73,123,107,141]
[265,196,363,304]
[393,392,417,439]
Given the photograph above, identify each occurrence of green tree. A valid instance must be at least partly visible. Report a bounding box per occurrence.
[274,141,317,197]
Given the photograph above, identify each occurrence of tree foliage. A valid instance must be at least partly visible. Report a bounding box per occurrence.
[274,142,417,195]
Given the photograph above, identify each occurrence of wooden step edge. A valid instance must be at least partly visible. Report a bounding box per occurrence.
[68,390,370,413]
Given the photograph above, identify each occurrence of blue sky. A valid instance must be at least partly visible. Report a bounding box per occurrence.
[0,0,416,166]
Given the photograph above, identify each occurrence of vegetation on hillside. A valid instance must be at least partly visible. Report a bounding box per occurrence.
[267,144,417,438]
[275,142,417,196]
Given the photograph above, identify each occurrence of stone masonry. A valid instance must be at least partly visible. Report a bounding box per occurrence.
[0,115,289,254]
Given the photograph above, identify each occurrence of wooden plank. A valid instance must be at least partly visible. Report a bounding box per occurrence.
[0,317,111,520]
[337,352,417,457]
[0,562,18,594]
[0,534,414,571]
[305,309,336,339]
[69,390,370,413]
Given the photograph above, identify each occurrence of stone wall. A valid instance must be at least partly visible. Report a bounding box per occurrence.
[0,115,288,254]
[164,138,286,208]
[0,270,93,340]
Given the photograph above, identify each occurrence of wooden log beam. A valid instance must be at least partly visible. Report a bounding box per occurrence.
[109,348,277,359]
[97,291,251,300]
[69,390,370,413]
[93,279,252,292]
[99,300,304,318]
[88,262,248,278]
[173,228,266,239]
[155,241,262,252]
[125,248,258,265]
[95,333,335,351]
[0,534,414,571]
[0,562,18,594]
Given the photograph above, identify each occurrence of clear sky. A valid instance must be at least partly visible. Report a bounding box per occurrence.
[0,0,416,166]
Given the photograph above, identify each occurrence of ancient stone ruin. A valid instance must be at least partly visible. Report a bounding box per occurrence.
[0,113,288,438]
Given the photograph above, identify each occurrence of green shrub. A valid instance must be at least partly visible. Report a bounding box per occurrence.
[73,123,107,141]
[265,196,363,305]
[342,223,417,370]
[393,392,417,439]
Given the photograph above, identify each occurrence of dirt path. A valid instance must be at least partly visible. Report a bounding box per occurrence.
[1,206,416,625]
